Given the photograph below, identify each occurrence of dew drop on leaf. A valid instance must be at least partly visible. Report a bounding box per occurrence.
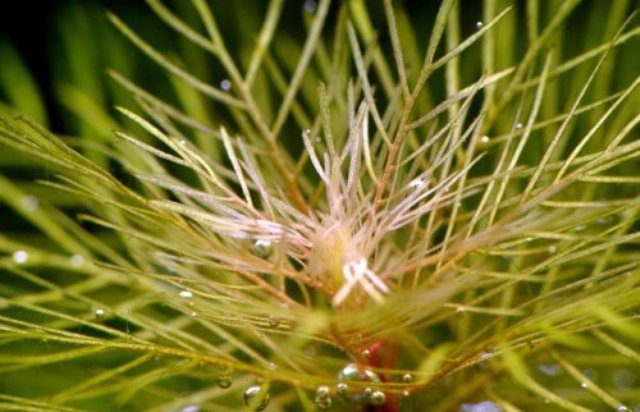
[243,385,270,411]
[476,21,484,29]
[181,405,200,412]
[179,290,193,299]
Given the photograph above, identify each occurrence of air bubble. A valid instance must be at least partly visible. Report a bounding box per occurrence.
[401,373,413,383]
[243,385,270,411]
[216,375,232,389]
[338,363,381,404]
[23,195,39,212]
[370,391,386,406]
[303,0,317,13]
[314,386,332,410]
[13,250,28,264]
[251,239,272,258]
[460,401,501,412]
[95,308,106,321]
[336,382,348,396]
[179,290,193,299]
[538,363,561,376]
[220,79,232,91]
[267,315,280,328]
[70,254,85,267]
[408,178,425,190]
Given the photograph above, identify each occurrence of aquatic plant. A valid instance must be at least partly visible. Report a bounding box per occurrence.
[0,1,639,411]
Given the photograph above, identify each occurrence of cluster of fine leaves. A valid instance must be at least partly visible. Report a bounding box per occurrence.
[0,1,639,411]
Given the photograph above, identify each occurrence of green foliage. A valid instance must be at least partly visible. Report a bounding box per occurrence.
[1,1,640,411]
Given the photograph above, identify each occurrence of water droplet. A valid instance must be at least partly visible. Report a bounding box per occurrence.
[216,375,232,389]
[251,239,272,258]
[70,254,85,267]
[580,381,588,388]
[190,311,198,317]
[243,385,270,411]
[402,390,410,397]
[538,363,561,376]
[547,245,557,254]
[23,195,38,212]
[267,315,280,328]
[95,308,106,320]
[302,129,311,139]
[179,290,193,299]
[476,21,484,30]
[574,224,586,232]
[401,373,413,383]
[617,405,630,412]
[460,401,501,412]
[361,349,371,359]
[220,79,232,91]
[370,391,386,405]
[181,405,200,412]
[455,306,466,314]
[480,135,490,144]
[515,122,523,130]
[303,0,317,13]
[13,250,28,264]
[314,386,332,410]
